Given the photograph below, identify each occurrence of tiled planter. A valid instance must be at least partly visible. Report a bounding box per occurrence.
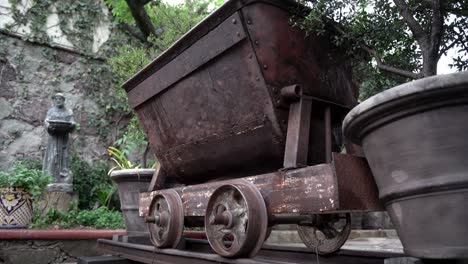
[0,187,33,228]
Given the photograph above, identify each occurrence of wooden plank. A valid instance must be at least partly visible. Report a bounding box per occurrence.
[128,12,247,108]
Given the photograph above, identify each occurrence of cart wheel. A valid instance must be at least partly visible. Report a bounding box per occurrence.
[205,181,268,258]
[147,189,184,248]
[297,213,351,255]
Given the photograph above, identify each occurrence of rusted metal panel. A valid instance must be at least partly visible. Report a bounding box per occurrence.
[241,3,358,108]
[122,0,303,93]
[134,35,284,184]
[283,97,312,169]
[332,153,384,211]
[140,153,382,217]
[140,164,338,217]
[128,12,247,109]
[125,0,359,185]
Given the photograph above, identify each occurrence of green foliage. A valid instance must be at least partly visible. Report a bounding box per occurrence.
[96,184,118,208]
[104,0,135,24]
[106,45,155,113]
[293,0,468,99]
[7,0,105,53]
[0,162,51,197]
[106,0,220,85]
[31,204,125,229]
[106,0,223,150]
[70,155,119,209]
[108,146,140,175]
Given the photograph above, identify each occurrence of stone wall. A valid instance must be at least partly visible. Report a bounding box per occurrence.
[0,33,127,169]
[0,240,101,264]
[0,0,133,170]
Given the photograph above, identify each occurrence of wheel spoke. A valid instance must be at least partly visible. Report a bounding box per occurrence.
[148,191,184,249]
[205,182,268,258]
[297,213,351,255]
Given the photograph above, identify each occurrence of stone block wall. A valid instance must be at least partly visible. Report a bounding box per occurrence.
[0,34,127,169]
[0,240,101,264]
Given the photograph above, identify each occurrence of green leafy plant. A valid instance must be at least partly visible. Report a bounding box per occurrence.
[31,203,125,229]
[71,155,119,209]
[0,161,51,197]
[107,146,139,175]
[96,183,118,209]
[106,0,225,161]
[292,0,467,99]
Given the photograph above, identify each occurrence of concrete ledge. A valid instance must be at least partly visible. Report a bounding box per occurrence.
[0,229,126,240]
[265,230,403,254]
[265,229,398,244]
[0,230,128,264]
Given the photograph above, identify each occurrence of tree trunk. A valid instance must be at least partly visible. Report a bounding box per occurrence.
[422,51,439,77]
[125,0,157,39]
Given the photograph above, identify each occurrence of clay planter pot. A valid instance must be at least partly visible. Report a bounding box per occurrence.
[0,187,33,228]
[343,72,468,259]
[110,169,154,237]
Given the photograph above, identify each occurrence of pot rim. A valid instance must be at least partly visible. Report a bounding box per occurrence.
[343,71,468,144]
[109,168,155,182]
[0,187,30,193]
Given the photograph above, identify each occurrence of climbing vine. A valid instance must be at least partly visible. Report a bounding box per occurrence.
[6,0,105,54]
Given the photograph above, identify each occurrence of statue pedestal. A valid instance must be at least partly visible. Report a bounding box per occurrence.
[46,183,73,193]
[37,192,78,214]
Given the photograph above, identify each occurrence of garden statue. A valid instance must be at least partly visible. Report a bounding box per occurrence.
[43,93,75,193]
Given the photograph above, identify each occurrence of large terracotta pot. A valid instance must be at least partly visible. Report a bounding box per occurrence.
[110,169,154,237]
[343,72,468,259]
[0,187,33,228]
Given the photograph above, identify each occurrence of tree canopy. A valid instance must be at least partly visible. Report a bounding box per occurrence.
[294,0,468,98]
[104,0,223,160]
[104,0,467,153]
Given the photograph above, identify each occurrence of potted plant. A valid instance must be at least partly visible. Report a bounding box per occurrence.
[108,146,155,237]
[343,71,468,259]
[0,161,51,228]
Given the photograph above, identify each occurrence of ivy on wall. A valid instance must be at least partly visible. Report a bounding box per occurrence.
[6,0,104,54]
[1,0,138,141]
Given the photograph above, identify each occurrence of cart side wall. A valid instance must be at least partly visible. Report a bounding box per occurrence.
[134,13,285,183]
[241,3,358,108]
[127,3,359,184]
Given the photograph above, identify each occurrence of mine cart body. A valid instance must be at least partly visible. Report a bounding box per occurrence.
[123,0,358,184]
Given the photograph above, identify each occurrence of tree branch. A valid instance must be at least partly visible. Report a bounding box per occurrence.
[393,0,428,45]
[325,18,422,79]
[139,0,153,5]
[125,0,157,39]
[430,0,443,55]
[446,9,468,17]
[120,23,147,42]
[361,45,422,79]
[421,0,468,16]
[439,40,458,58]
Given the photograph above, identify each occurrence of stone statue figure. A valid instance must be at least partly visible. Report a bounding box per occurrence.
[43,93,75,193]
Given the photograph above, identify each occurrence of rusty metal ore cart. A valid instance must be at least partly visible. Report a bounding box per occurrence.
[123,0,383,258]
